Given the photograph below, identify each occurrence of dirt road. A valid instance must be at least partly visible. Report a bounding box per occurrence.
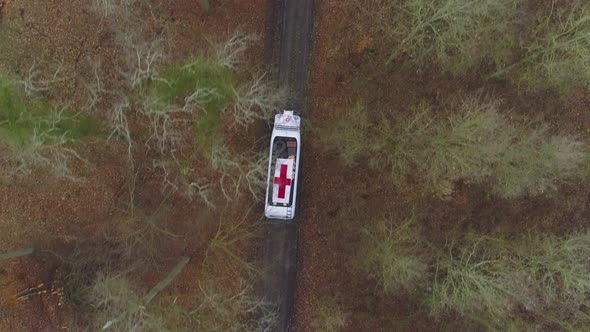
[260,0,314,330]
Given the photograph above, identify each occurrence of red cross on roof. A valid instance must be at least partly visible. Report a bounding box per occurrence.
[274,164,292,199]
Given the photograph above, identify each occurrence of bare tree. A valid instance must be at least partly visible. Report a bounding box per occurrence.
[18,60,63,98]
[92,0,137,18]
[82,60,111,112]
[117,30,165,89]
[154,160,215,209]
[231,73,285,127]
[213,32,258,69]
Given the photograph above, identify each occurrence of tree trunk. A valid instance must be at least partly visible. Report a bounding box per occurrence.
[0,247,34,260]
[144,256,191,304]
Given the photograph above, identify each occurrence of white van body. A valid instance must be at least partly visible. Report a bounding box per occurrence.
[264,110,301,220]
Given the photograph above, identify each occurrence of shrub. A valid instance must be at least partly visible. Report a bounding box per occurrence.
[409,98,586,198]
[358,222,590,327]
[360,219,429,293]
[82,25,277,205]
[428,232,590,329]
[95,28,279,158]
[142,57,234,111]
[85,256,194,331]
[194,280,276,331]
[372,0,521,74]
[89,274,169,331]
[490,126,587,198]
[308,296,348,332]
[429,240,521,323]
[320,97,588,198]
[108,97,133,157]
[367,0,590,92]
[316,102,371,167]
[239,151,269,202]
[115,207,179,267]
[138,54,280,158]
[196,210,274,331]
[83,61,111,112]
[0,77,97,147]
[517,233,590,311]
[493,1,590,93]
[79,234,267,332]
[375,101,495,197]
[202,205,259,275]
[59,238,136,308]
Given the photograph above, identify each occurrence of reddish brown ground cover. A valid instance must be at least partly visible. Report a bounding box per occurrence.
[3,0,590,330]
[0,0,268,330]
[293,1,590,331]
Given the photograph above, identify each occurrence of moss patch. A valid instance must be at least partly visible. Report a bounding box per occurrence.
[0,76,100,149]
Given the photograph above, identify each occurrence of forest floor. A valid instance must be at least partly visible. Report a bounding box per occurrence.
[2,0,590,331]
[0,0,269,330]
[293,1,590,331]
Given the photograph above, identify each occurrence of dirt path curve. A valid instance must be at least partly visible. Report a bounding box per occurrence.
[260,0,314,331]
